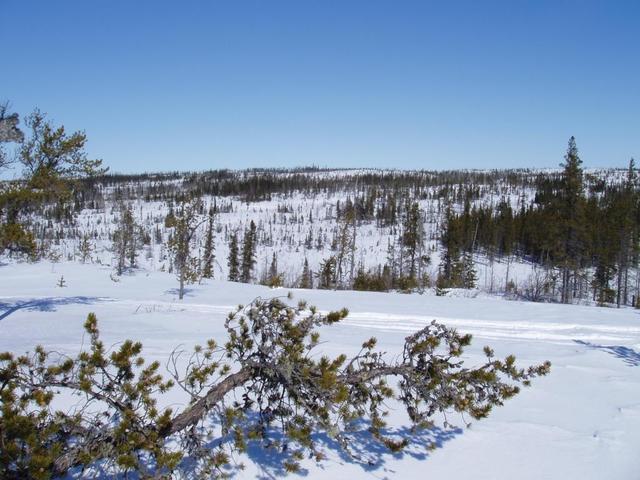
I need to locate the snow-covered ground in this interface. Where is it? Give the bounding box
[33,166,637,304]
[1,260,639,479]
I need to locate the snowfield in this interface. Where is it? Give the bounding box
[1,260,640,479]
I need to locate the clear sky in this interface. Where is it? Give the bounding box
[2,0,639,173]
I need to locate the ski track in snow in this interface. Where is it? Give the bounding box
[343,311,640,345]
[3,294,639,346]
[105,299,640,346]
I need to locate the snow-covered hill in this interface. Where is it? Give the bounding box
[26,166,636,302]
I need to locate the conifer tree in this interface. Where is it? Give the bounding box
[201,207,215,279]
[438,205,464,289]
[557,137,587,303]
[318,256,337,289]
[614,158,638,306]
[265,252,282,287]
[168,199,205,300]
[227,232,240,282]
[299,257,313,289]
[386,237,398,286]
[0,108,106,256]
[401,201,427,285]
[0,103,24,145]
[333,208,356,288]
[111,204,144,275]
[462,251,477,289]
[240,220,257,283]
[78,233,94,264]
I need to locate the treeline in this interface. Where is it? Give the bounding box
[442,138,639,306]
[73,167,554,206]
[3,109,638,308]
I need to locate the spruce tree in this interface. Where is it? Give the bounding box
[557,136,586,303]
[78,233,94,264]
[462,251,477,288]
[201,207,215,279]
[227,232,240,282]
[318,256,337,289]
[167,199,205,300]
[240,220,257,283]
[300,257,313,289]
[438,205,464,289]
[111,205,144,275]
[401,201,427,285]
[333,209,355,288]
[614,158,638,307]
[266,252,282,287]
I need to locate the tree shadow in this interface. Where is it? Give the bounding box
[309,420,462,472]
[0,296,106,322]
[188,415,462,480]
[64,413,463,479]
[574,340,640,367]
[163,288,196,298]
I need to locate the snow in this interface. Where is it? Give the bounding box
[1,260,639,479]
[33,166,637,302]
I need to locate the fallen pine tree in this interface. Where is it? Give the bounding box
[0,296,550,479]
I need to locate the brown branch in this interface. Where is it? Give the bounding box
[168,367,252,434]
[339,365,408,384]
[51,367,253,476]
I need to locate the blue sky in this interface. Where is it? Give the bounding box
[2,1,639,173]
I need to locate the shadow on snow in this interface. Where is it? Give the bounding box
[163,288,196,298]
[67,415,463,479]
[196,417,461,480]
[0,296,106,322]
[574,340,640,367]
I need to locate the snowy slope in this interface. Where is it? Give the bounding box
[1,260,639,479]
[23,166,636,306]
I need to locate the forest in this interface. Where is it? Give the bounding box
[2,111,637,308]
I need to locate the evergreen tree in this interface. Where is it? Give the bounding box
[265,252,282,287]
[78,233,94,264]
[154,225,163,245]
[438,205,464,289]
[240,220,257,283]
[462,251,477,289]
[318,256,337,289]
[401,201,427,284]
[557,137,587,303]
[168,199,205,300]
[111,204,144,275]
[333,209,356,288]
[227,232,240,282]
[201,207,215,279]
[299,257,313,289]
[614,158,638,306]
[0,108,106,256]
[385,237,398,286]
